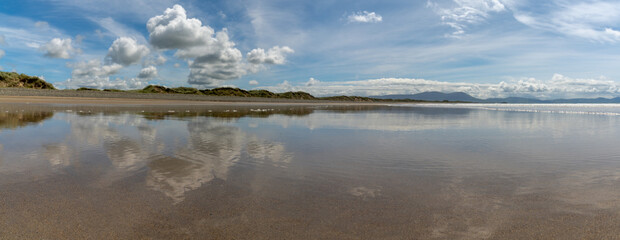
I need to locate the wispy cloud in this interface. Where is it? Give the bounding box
[429,0,505,36]
[92,17,148,44]
[347,11,383,23]
[34,21,49,28]
[510,1,620,42]
[259,74,620,99]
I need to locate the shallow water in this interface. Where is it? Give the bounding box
[1,103,620,239]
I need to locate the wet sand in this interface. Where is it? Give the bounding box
[2,102,620,239]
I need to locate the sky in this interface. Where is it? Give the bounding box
[1,0,620,99]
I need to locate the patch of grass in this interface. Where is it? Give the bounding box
[276,91,316,100]
[0,71,56,89]
[103,88,125,92]
[77,87,101,91]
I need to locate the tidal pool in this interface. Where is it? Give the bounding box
[1,103,620,239]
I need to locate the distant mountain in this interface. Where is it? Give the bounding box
[372,91,620,103]
[371,91,481,102]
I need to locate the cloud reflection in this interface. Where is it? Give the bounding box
[146,119,244,203]
[47,112,292,204]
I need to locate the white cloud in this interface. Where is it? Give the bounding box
[173,63,180,68]
[260,74,620,99]
[249,80,259,85]
[147,5,244,86]
[147,4,213,50]
[305,77,319,86]
[105,37,150,66]
[247,46,294,65]
[0,34,5,45]
[347,11,383,23]
[430,0,505,36]
[41,38,75,59]
[137,66,158,79]
[185,30,246,86]
[510,1,620,42]
[147,4,293,86]
[68,60,122,79]
[61,59,128,89]
[26,42,41,48]
[34,21,49,28]
[0,49,4,59]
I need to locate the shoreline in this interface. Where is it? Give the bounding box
[0,88,389,106]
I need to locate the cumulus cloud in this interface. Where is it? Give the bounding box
[42,38,75,59]
[147,5,246,86]
[147,4,293,86]
[147,4,213,50]
[137,66,158,79]
[429,0,505,36]
[347,11,383,23]
[249,80,259,85]
[106,37,150,66]
[305,77,320,86]
[259,74,620,99]
[247,46,294,65]
[60,59,149,90]
[64,59,122,87]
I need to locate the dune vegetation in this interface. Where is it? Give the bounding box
[1,71,456,102]
[0,71,56,89]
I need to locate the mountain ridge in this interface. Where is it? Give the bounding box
[371,92,620,103]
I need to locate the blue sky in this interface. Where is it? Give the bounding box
[1,0,620,99]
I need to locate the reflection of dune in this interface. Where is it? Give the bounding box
[0,111,54,130]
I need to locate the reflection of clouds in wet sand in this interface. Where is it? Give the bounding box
[146,119,243,204]
[431,176,507,239]
[53,114,293,204]
[348,186,381,200]
[517,169,620,212]
[45,144,72,168]
[247,136,291,168]
[265,109,618,137]
[105,138,150,171]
